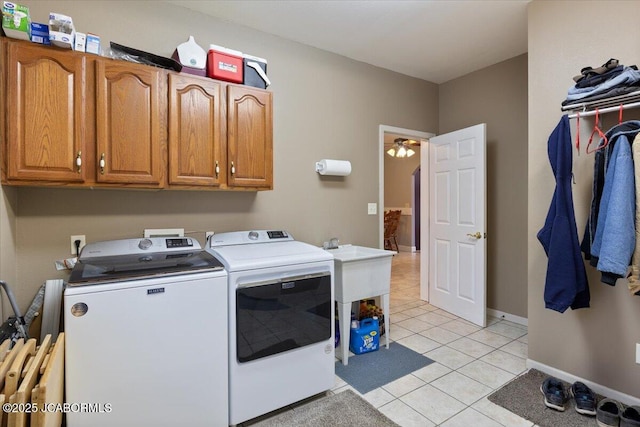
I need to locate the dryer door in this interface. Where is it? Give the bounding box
[235,272,331,362]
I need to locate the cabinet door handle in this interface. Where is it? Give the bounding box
[76,151,82,174]
[230,161,235,176]
[215,161,220,178]
[99,153,106,175]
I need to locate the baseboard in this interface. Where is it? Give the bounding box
[487,309,528,327]
[397,244,415,253]
[527,359,640,406]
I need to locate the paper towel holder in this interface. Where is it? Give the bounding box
[315,159,352,176]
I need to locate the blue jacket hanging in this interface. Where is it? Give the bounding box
[537,115,590,312]
[590,134,636,284]
[581,121,640,269]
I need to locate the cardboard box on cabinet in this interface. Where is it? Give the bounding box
[85,33,100,54]
[2,1,31,40]
[48,12,74,49]
[74,31,86,52]
[30,22,50,45]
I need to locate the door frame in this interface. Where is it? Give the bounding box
[378,125,434,301]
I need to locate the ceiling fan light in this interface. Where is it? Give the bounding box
[386,147,396,157]
[397,146,407,157]
[407,148,416,157]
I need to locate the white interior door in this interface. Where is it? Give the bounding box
[426,124,486,326]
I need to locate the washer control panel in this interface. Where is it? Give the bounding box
[166,238,194,248]
[80,237,198,258]
[138,238,153,250]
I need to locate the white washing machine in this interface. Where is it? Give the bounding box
[208,230,335,426]
[65,237,228,427]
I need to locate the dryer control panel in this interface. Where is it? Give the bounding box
[266,230,289,239]
[209,230,293,247]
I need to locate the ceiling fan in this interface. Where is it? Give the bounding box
[386,138,420,158]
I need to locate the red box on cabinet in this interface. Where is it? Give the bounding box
[207,44,243,83]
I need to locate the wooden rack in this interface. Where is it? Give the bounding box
[0,334,64,427]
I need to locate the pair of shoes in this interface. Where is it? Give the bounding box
[540,376,568,411]
[597,398,625,426]
[541,377,598,415]
[621,406,640,427]
[597,399,640,426]
[571,381,597,416]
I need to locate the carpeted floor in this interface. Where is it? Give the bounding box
[488,368,605,427]
[335,342,434,394]
[250,390,399,427]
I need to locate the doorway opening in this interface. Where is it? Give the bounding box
[378,125,434,302]
[379,124,488,326]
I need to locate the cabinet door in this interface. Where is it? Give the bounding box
[168,74,223,187]
[227,85,273,189]
[6,42,86,183]
[95,59,165,187]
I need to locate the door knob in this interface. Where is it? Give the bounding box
[466,232,482,239]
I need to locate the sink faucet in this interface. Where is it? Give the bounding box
[325,237,340,249]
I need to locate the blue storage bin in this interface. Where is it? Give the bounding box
[349,317,379,355]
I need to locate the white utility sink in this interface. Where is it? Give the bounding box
[329,245,396,302]
[328,245,395,365]
[329,244,395,263]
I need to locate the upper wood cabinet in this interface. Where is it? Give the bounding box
[227,85,273,189]
[168,73,223,187]
[168,74,273,190]
[4,41,87,183]
[1,39,273,191]
[95,59,165,187]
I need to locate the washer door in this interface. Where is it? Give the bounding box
[236,272,331,362]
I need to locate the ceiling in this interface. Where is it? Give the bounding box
[166,0,530,84]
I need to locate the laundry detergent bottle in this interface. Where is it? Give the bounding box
[349,317,379,355]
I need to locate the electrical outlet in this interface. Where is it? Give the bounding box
[636,343,640,365]
[70,235,86,255]
[368,203,377,215]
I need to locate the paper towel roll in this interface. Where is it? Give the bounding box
[315,159,352,176]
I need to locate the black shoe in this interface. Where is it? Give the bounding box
[540,376,568,411]
[621,406,640,427]
[597,398,624,427]
[570,381,597,416]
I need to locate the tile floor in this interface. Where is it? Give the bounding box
[244,252,536,427]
